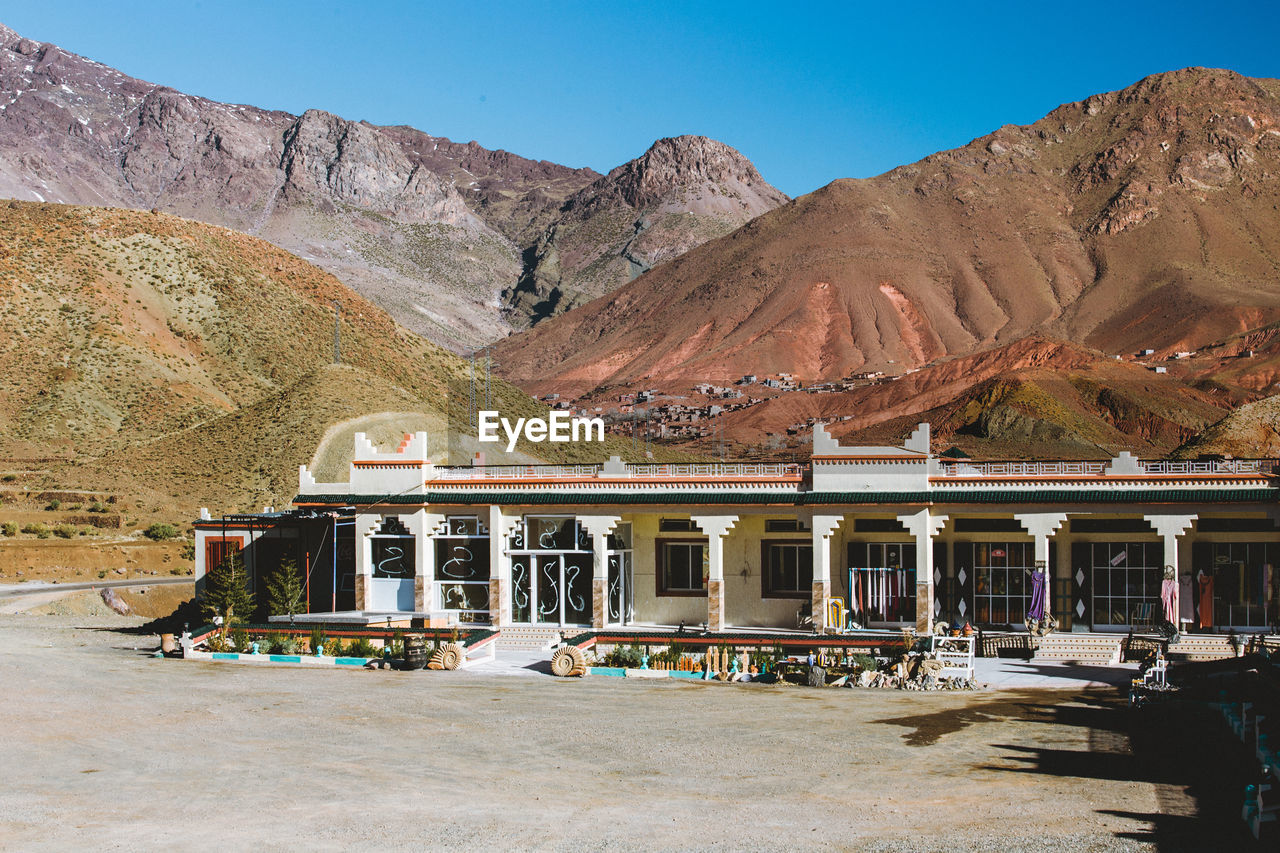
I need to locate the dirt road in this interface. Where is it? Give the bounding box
[0,613,1259,851]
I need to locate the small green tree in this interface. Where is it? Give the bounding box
[265,557,305,618]
[200,552,255,627]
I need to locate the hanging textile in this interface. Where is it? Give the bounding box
[1198,570,1214,630]
[1179,572,1194,623]
[851,568,896,622]
[1026,571,1047,621]
[1160,577,1178,625]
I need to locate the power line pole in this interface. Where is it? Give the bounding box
[468,352,477,429]
[484,347,494,411]
[331,301,341,365]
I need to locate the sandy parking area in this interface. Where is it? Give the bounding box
[0,613,1261,852]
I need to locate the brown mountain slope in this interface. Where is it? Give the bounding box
[0,202,656,518]
[0,23,529,349]
[493,68,1280,389]
[710,339,1231,457]
[1173,394,1280,458]
[503,136,788,325]
[0,24,785,351]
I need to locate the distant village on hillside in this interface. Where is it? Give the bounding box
[540,345,1255,455]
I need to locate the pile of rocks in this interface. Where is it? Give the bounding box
[820,653,977,691]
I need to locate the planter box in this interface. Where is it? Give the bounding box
[185,651,376,668]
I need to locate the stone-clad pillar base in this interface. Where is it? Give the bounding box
[707,580,724,632]
[488,577,509,627]
[812,580,831,632]
[592,578,607,629]
[354,574,367,611]
[915,581,931,634]
[414,575,426,612]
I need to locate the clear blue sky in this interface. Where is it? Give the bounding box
[7,2,1280,197]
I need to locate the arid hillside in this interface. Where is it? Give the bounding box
[494,68,1280,390]
[0,202,654,519]
[0,23,784,350]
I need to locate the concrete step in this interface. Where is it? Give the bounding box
[1168,634,1245,662]
[495,626,570,652]
[1034,634,1122,665]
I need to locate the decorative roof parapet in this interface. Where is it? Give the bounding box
[299,431,433,497]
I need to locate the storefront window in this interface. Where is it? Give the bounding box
[434,515,489,622]
[971,542,1032,627]
[1193,541,1279,629]
[657,540,707,595]
[1087,542,1160,627]
[371,517,414,579]
[848,542,916,623]
[762,542,812,598]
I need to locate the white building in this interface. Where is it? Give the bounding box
[195,424,1280,635]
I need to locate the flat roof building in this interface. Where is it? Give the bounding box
[195,424,1280,636]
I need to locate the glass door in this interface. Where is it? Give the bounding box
[510,554,532,623]
[510,516,594,626]
[607,523,634,626]
[535,555,562,624]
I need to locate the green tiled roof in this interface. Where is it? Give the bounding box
[916,488,1279,504]
[295,486,1276,509]
[296,491,800,506]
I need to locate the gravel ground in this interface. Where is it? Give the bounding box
[0,613,1262,852]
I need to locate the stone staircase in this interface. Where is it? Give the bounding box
[1033,633,1122,665]
[495,625,569,652]
[1167,633,1244,662]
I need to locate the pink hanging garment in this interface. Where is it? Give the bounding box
[1160,577,1177,624]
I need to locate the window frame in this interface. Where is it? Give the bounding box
[760,540,814,599]
[655,538,708,597]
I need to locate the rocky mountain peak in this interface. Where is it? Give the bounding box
[279,109,479,227]
[588,134,788,212]
[502,135,789,327]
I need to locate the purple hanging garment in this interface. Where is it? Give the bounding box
[1027,570,1047,621]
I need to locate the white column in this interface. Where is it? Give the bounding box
[897,509,948,633]
[354,513,379,611]
[810,515,843,631]
[691,515,738,631]
[1146,514,1196,631]
[488,506,519,627]
[418,512,445,616]
[579,515,622,628]
[1015,513,1068,626]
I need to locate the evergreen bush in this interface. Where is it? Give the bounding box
[265,558,305,618]
[199,552,254,626]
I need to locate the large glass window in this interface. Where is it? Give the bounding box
[1087,542,1161,627]
[762,542,813,598]
[657,540,707,595]
[434,516,489,622]
[1195,541,1279,629]
[970,542,1033,627]
[848,542,917,624]
[371,517,414,579]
